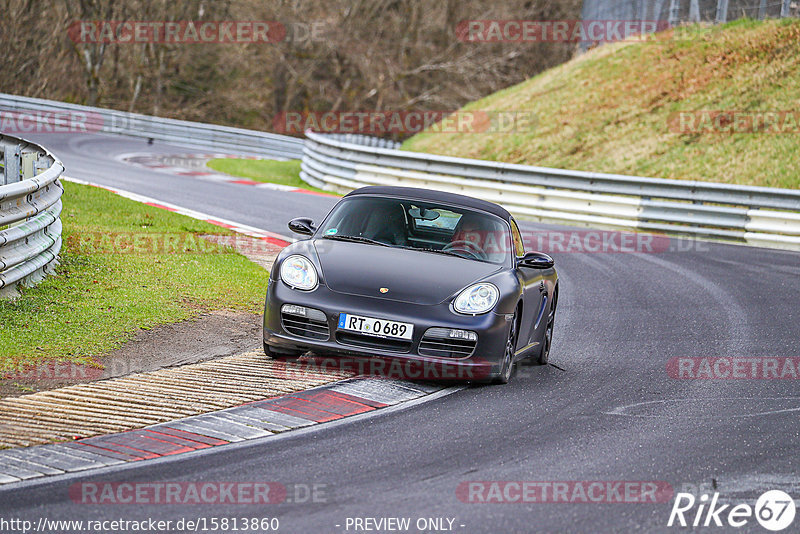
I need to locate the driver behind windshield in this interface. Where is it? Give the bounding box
[361,200,409,246]
[449,213,509,262]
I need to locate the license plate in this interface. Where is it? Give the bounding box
[338,313,414,340]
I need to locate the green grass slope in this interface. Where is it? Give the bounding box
[0,182,268,370]
[403,19,800,189]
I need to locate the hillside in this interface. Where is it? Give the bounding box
[403,19,800,189]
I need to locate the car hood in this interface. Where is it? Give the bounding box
[313,239,502,305]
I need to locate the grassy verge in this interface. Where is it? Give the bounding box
[403,19,800,189]
[206,158,333,194]
[0,181,269,371]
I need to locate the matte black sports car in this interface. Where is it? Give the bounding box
[263,186,558,383]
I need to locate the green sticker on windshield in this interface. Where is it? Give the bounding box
[325,228,338,235]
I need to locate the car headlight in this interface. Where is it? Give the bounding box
[454,283,499,315]
[280,255,318,291]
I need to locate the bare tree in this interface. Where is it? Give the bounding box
[2,0,582,136]
[62,0,133,105]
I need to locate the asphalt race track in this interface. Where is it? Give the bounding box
[31,133,337,232]
[2,132,799,532]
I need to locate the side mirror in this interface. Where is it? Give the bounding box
[288,217,316,236]
[519,251,554,269]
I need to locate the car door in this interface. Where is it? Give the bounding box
[511,219,547,351]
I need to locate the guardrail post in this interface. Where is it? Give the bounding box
[715,0,729,23]
[35,155,52,176]
[689,0,700,22]
[781,0,791,17]
[21,151,37,180]
[669,0,681,26]
[2,143,21,184]
[758,0,768,19]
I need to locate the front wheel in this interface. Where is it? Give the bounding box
[492,312,518,384]
[263,341,304,361]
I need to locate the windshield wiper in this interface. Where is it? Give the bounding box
[398,246,466,259]
[320,234,390,247]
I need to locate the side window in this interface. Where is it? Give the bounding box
[510,219,525,257]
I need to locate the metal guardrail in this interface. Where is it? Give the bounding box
[580,0,797,52]
[583,0,795,27]
[0,93,305,160]
[301,131,800,250]
[0,134,64,297]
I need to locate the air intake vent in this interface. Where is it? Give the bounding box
[335,332,412,353]
[280,305,330,341]
[418,328,477,358]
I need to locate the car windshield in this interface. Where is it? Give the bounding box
[318,196,511,264]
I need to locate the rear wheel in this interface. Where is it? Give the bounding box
[536,319,553,365]
[493,312,518,384]
[536,289,558,365]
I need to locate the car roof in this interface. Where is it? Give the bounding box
[344,186,512,221]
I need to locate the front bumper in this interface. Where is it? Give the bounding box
[263,279,511,381]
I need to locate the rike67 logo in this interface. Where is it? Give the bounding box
[668,490,796,531]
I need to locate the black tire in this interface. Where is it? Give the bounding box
[536,318,553,365]
[263,341,304,361]
[493,312,518,384]
[536,289,557,365]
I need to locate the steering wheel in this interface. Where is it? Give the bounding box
[443,240,486,260]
